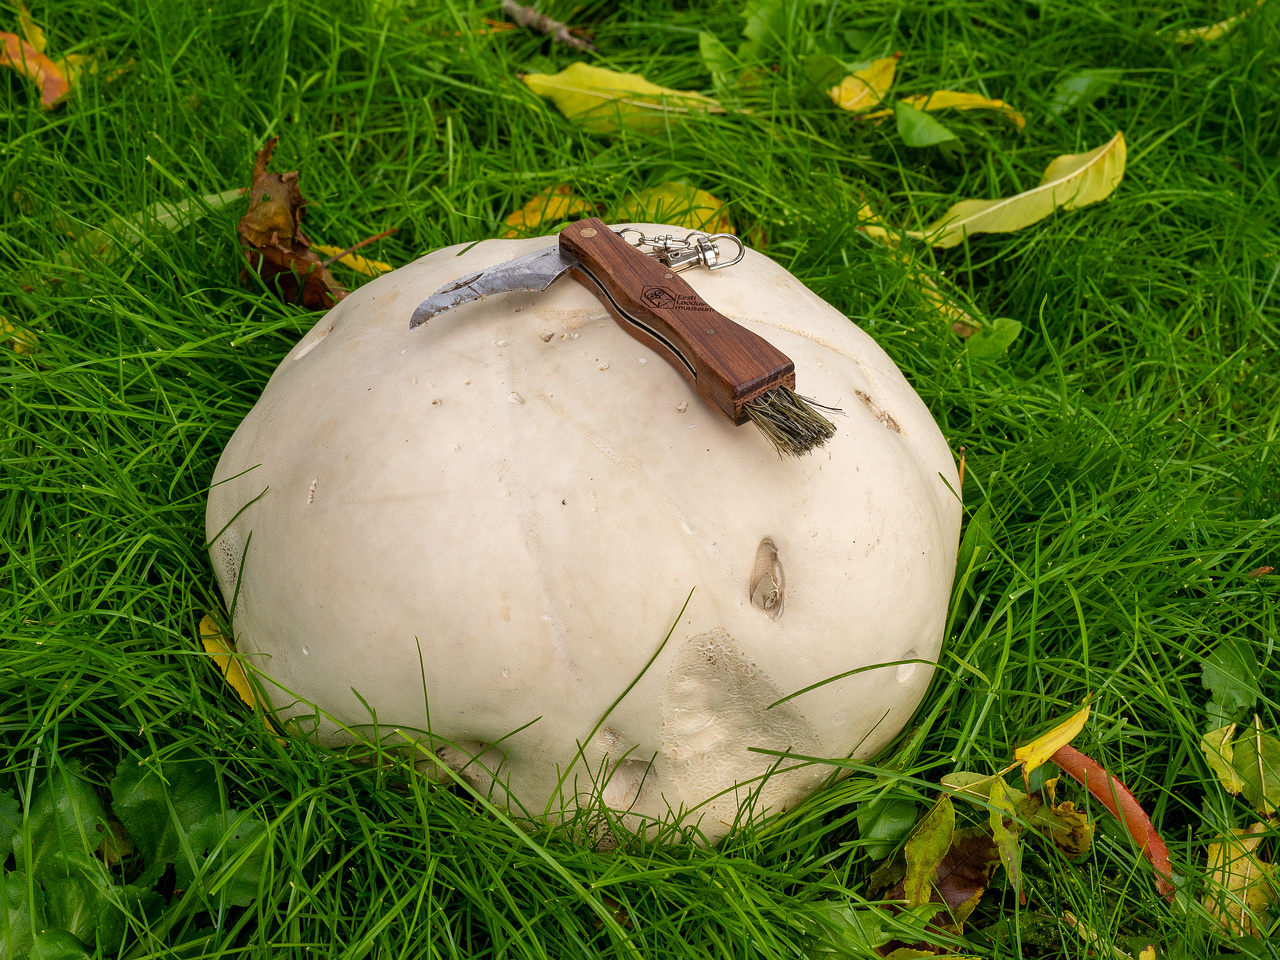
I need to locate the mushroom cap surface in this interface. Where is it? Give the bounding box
[206,225,961,840]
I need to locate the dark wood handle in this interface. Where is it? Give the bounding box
[558,218,794,424]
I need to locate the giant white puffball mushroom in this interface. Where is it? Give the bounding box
[206,223,961,841]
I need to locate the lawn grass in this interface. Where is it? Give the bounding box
[2,0,1278,956]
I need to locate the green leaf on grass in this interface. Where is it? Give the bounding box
[0,792,18,850]
[988,779,1023,900]
[895,100,957,147]
[26,930,91,960]
[1233,717,1280,816]
[856,798,919,860]
[1048,69,1121,115]
[1201,724,1245,794]
[738,0,785,60]
[967,317,1022,358]
[801,53,847,96]
[112,753,267,906]
[903,796,954,908]
[15,765,110,880]
[1202,638,1259,722]
[0,871,38,960]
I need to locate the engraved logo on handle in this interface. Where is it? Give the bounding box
[641,286,713,312]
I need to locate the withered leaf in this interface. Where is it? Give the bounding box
[903,797,954,908]
[1014,702,1090,777]
[988,779,1024,903]
[1204,822,1276,938]
[502,185,597,237]
[887,827,1001,930]
[238,137,345,310]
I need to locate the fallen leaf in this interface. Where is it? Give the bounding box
[895,101,958,148]
[903,797,955,908]
[199,615,257,711]
[312,243,394,276]
[1202,724,1246,794]
[855,198,980,334]
[889,826,1001,930]
[1202,637,1260,722]
[238,137,345,309]
[1204,822,1275,938]
[57,188,244,277]
[521,62,724,135]
[1014,702,1091,777]
[1137,946,1157,960]
[614,182,733,233]
[1172,0,1265,43]
[1051,743,1174,900]
[1048,69,1121,115]
[857,798,920,860]
[966,317,1022,358]
[907,131,1126,248]
[502,185,597,237]
[866,91,1025,130]
[1234,715,1280,816]
[738,0,785,61]
[828,56,898,113]
[1,316,37,353]
[1,30,70,107]
[0,4,107,109]
[988,779,1024,902]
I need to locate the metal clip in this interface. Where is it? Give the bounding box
[615,228,746,273]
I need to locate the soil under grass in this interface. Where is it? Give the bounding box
[2,0,1278,957]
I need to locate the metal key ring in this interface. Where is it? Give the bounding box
[704,233,745,270]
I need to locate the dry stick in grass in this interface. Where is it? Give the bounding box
[318,227,399,269]
[502,0,596,52]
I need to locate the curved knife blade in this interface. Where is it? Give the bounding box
[409,244,576,329]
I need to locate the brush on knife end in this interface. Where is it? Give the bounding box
[743,386,839,458]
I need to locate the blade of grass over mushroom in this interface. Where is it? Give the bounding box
[907,131,1126,248]
[521,62,724,134]
[1051,744,1174,900]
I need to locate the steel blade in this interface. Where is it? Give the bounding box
[409,244,576,329]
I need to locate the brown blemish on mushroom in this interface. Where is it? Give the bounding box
[749,538,785,620]
[854,389,902,433]
[293,324,332,360]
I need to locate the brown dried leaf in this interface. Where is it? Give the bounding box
[237,137,345,309]
[1,30,69,107]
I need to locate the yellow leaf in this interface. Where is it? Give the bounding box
[0,316,37,354]
[828,56,897,113]
[522,62,724,135]
[200,614,258,711]
[1014,702,1091,775]
[897,91,1025,131]
[1204,822,1276,938]
[857,197,980,334]
[312,243,394,276]
[1137,947,1157,960]
[17,3,45,53]
[908,131,1125,248]
[1173,0,1265,42]
[501,185,596,237]
[1202,723,1246,794]
[614,182,733,233]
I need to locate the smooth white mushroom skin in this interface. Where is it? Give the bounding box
[206,224,962,841]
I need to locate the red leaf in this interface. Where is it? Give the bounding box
[1051,744,1174,900]
[0,31,69,107]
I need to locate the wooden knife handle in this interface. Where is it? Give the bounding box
[558,217,794,424]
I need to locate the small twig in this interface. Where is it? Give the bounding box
[318,227,398,268]
[958,445,966,492]
[502,0,597,52]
